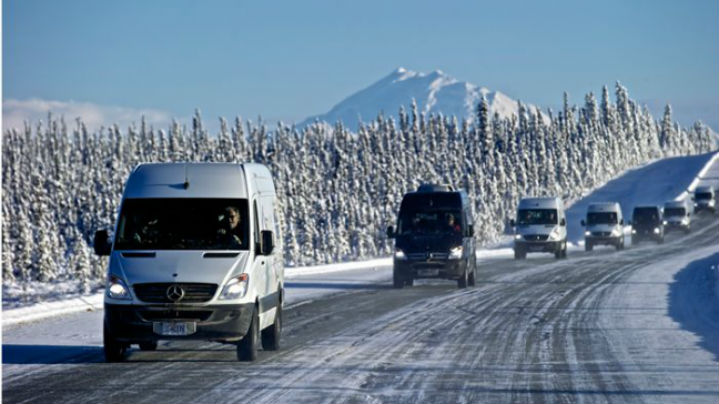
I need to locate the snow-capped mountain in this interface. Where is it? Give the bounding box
[299,67,545,130]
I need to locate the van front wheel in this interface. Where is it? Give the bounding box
[393,270,405,289]
[237,306,259,362]
[261,305,281,351]
[103,323,126,362]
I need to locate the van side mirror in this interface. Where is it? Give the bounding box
[580,219,585,226]
[620,219,624,225]
[386,226,395,238]
[94,230,112,256]
[560,218,566,226]
[260,230,274,255]
[509,219,515,227]
[468,225,474,237]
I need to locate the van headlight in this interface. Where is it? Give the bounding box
[107,275,131,300]
[548,228,561,241]
[584,231,591,237]
[449,246,463,259]
[219,274,249,300]
[653,227,660,234]
[394,249,407,260]
[631,229,637,234]
[662,220,668,225]
[611,228,622,236]
[514,234,523,240]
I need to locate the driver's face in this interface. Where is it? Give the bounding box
[225,210,240,229]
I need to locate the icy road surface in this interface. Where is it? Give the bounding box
[3,214,718,404]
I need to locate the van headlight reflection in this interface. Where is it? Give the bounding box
[220,273,249,300]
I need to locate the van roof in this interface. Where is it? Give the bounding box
[124,163,249,199]
[664,200,687,208]
[695,185,714,192]
[587,202,620,212]
[518,197,562,209]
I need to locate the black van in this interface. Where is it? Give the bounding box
[387,184,477,289]
[630,205,664,245]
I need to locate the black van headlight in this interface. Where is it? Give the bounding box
[219,274,249,300]
[394,249,407,260]
[107,275,131,300]
[449,246,463,259]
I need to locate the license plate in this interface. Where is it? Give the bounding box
[417,269,439,277]
[528,245,544,252]
[153,322,197,336]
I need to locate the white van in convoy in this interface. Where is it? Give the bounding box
[510,197,568,259]
[663,199,692,234]
[581,202,625,251]
[692,185,716,213]
[94,163,284,362]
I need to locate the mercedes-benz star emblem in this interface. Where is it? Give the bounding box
[166,285,185,302]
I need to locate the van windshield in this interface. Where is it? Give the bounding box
[517,209,557,225]
[114,198,250,250]
[695,192,712,200]
[632,208,660,224]
[664,207,685,217]
[397,193,462,235]
[587,211,617,225]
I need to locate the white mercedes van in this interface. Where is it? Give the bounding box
[94,163,284,362]
[581,202,625,251]
[510,197,568,259]
[663,199,692,234]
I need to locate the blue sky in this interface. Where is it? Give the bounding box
[3,0,718,131]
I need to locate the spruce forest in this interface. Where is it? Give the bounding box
[2,83,716,300]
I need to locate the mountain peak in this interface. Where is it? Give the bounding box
[299,68,544,130]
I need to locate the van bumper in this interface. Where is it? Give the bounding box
[585,235,621,246]
[104,303,254,343]
[394,259,467,280]
[514,241,561,253]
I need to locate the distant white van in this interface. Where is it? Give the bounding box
[663,199,692,234]
[580,202,624,251]
[94,163,283,362]
[510,197,567,259]
[693,185,716,213]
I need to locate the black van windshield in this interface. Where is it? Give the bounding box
[633,207,660,224]
[517,209,558,225]
[695,192,712,200]
[114,198,250,250]
[397,193,462,235]
[587,211,617,225]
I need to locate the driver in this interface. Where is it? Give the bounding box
[217,206,243,248]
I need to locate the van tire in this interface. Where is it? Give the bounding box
[585,241,593,252]
[514,249,526,260]
[562,244,568,258]
[468,261,477,287]
[393,271,405,289]
[237,306,259,362]
[261,305,281,351]
[139,342,158,351]
[457,269,468,289]
[103,323,126,362]
[405,277,414,287]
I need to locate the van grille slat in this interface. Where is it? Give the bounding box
[133,283,218,303]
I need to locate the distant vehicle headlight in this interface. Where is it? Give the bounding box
[631,229,637,234]
[394,249,407,260]
[219,273,249,300]
[107,275,131,300]
[662,220,668,225]
[653,227,660,234]
[449,246,463,259]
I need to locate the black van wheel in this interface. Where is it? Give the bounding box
[457,269,468,289]
[261,305,282,351]
[468,262,477,287]
[562,244,568,258]
[585,241,593,252]
[514,249,526,260]
[393,271,405,289]
[404,277,414,287]
[237,306,259,362]
[103,323,126,362]
[139,342,158,351]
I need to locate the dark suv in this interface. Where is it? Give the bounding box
[387,184,477,289]
[630,206,664,245]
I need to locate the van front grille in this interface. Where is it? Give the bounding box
[524,234,549,241]
[133,283,218,303]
